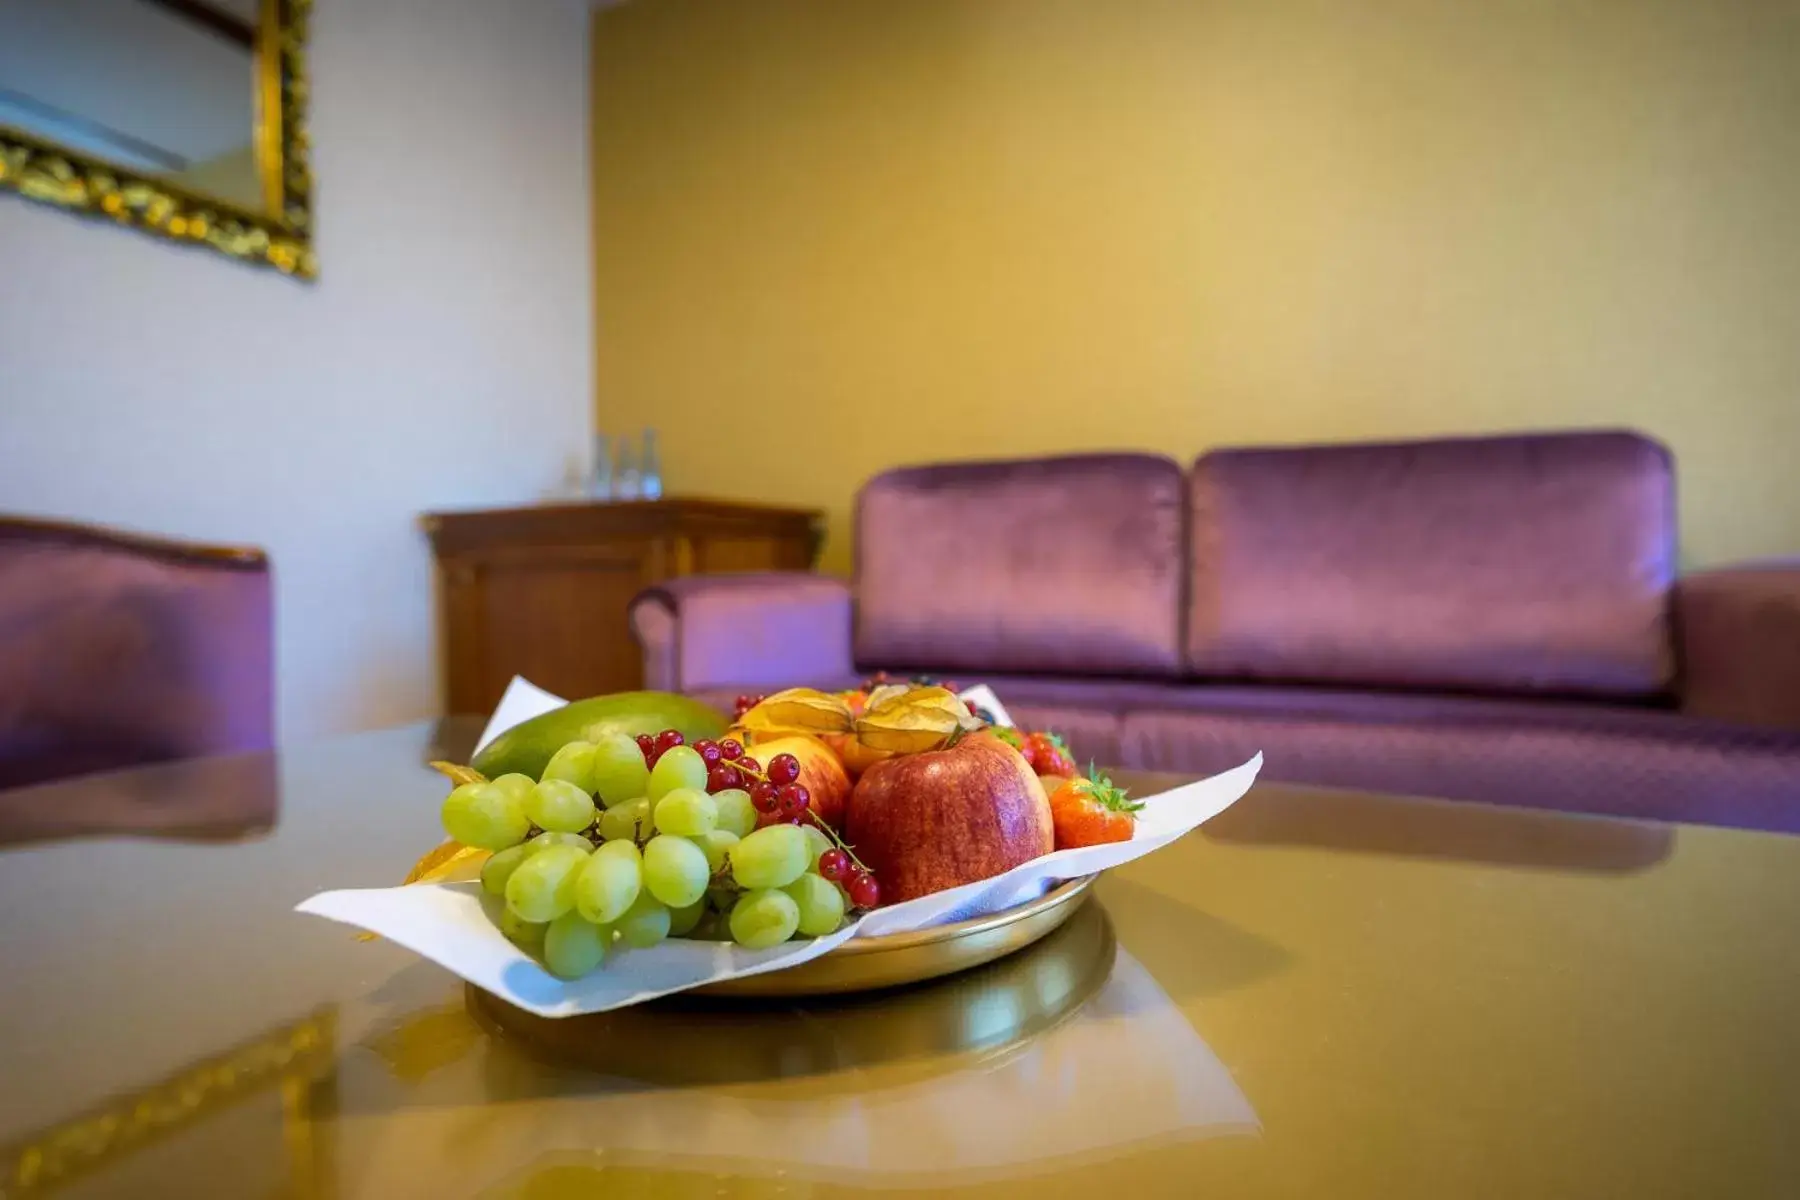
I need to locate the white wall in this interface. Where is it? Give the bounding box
[0,0,594,741]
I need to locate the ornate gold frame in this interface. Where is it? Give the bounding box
[0,0,317,279]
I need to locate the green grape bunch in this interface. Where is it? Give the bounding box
[436,727,881,980]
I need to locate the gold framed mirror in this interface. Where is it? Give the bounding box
[0,0,315,279]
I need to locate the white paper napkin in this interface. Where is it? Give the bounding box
[298,677,1261,1017]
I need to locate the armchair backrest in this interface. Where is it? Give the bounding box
[0,516,274,790]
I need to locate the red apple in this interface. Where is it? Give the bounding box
[844,732,1052,903]
[744,734,852,828]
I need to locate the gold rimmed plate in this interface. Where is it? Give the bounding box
[699,874,1098,997]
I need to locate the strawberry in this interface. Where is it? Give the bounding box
[1048,765,1143,849]
[1026,731,1077,777]
[991,726,1035,768]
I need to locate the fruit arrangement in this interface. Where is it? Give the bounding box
[426,683,1138,981]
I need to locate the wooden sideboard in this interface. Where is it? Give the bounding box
[422,498,823,715]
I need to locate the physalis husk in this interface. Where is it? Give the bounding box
[854,685,984,754]
[737,688,855,739]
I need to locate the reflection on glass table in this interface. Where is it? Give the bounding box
[348,901,1257,1195]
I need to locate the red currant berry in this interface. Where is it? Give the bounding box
[737,757,761,778]
[706,764,737,793]
[656,729,685,751]
[635,733,656,757]
[696,740,722,765]
[720,765,744,789]
[749,782,781,814]
[847,872,881,909]
[818,849,849,881]
[755,810,784,829]
[777,784,810,816]
[767,753,801,785]
[718,738,743,760]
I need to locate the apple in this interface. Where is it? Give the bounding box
[744,734,852,828]
[844,732,1052,903]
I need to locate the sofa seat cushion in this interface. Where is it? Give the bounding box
[1187,431,1677,699]
[1119,696,1800,833]
[958,674,1800,833]
[854,454,1186,678]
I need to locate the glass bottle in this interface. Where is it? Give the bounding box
[640,429,663,501]
[614,436,642,500]
[588,433,614,500]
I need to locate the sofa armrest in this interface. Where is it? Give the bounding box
[1676,561,1800,731]
[628,572,855,694]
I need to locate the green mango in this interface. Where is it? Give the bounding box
[472,691,730,781]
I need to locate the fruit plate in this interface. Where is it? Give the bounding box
[697,874,1096,997]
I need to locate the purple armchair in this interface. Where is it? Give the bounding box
[629,432,1800,832]
[0,517,274,791]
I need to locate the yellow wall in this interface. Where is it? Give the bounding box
[592,0,1800,575]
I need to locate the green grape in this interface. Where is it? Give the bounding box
[800,823,834,870]
[668,898,706,937]
[641,835,710,908]
[783,872,847,937]
[480,844,534,896]
[697,829,739,875]
[597,796,652,842]
[712,788,757,838]
[543,912,610,979]
[541,741,598,793]
[616,892,671,949]
[505,845,588,923]
[441,782,530,850]
[574,840,642,924]
[730,888,801,949]
[653,787,717,837]
[527,831,593,853]
[730,824,810,890]
[526,779,596,834]
[500,908,547,952]
[647,745,708,801]
[491,773,538,805]
[591,732,651,808]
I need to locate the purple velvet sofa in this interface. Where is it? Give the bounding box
[0,516,274,791]
[629,432,1800,832]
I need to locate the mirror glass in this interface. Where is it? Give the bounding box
[0,0,271,215]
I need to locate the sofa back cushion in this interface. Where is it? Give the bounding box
[855,453,1185,677]
[1187,430,1676,697]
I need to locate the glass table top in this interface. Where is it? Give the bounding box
[1,718,1797,1198]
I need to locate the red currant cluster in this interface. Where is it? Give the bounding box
[820,849,880,908]
[732,693,767,720]
[747,752,811,826]
[635,729,765,793]
[636,728,882,908]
